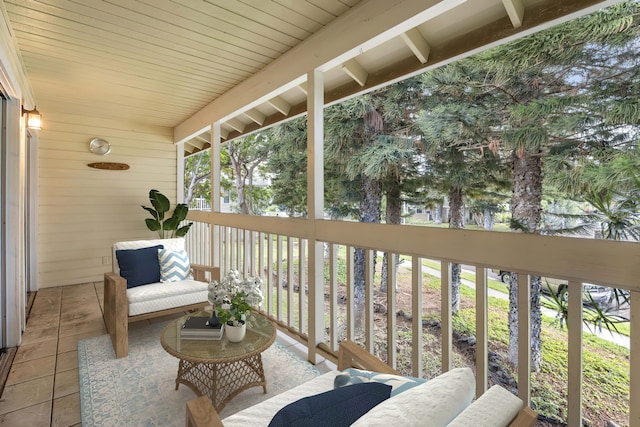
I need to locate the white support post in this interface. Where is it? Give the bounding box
[211,122,221,270]
[411,256,423,378]
[306,69,325,364]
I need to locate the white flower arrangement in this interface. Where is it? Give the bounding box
[207,270,264,326]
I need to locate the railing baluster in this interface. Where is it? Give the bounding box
[412,256,423,378]
[365,249,374,353]
[330,244,338,351]
[567,280,583,427]
[277,235,283,321]
[517,273,531,406]
[229,228,238,270]
[288,236,295,329]
[299,239,307,335]
[475,266,488,396]
[441,260,452,373]
[346,245,355,342]
[267,233,273,316]
[387,252,397,370]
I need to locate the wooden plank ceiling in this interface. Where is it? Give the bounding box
[2,0,621,156]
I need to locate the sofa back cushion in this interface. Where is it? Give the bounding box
[350,367,475,427]
[446,385,523,427]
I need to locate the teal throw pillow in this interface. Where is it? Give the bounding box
[333,368,427,397]
[158,249,192,282]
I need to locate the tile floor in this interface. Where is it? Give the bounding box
[0,282,334,427]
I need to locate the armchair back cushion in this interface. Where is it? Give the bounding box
[112,238,186,275]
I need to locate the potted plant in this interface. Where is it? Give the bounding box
[141,189,193,238]
[207,270,264,342]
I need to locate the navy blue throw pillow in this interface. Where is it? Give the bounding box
[115,245,164,288]
[268,382,391,427]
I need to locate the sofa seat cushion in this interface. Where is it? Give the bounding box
[351,367,475,427]
[221,371,339,426]
[446,385,523,427]
[126,279,208,316]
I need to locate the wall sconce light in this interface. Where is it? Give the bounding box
[22,106,42,130]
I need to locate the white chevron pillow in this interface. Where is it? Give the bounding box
[158,249,193,282]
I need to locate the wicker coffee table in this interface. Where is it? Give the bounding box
[160,311,276,411]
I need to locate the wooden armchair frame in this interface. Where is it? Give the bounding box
[185,340,538,427]
[104,264,219,358]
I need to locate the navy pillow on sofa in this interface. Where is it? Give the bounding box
[268,382,391,427]
[115,245,164,288]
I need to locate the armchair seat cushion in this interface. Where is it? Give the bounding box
[126,279,209,316]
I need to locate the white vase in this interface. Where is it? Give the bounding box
[226,323,246,342]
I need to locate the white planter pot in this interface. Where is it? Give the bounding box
[226,323,246,342]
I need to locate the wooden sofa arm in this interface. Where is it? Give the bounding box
[191,264,220,282]
[337,340,398,374]
[186,396,224,427]
[509,407,538,427]
[103,272,128,358]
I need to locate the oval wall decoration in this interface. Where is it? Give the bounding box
[87,162,130,170]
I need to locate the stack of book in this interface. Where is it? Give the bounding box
[180,315,224,340]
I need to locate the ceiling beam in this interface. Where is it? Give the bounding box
[218,127,230,140]
[297,82,308,96]
[267,96,292,115]
[225,118,246,132]
[244,109,266,125]
[189,139,206,150]
[341,59,368,86]
[401,28,431,64]
[502,0,525,28]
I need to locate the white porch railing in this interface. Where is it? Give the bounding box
[185,210,640,427]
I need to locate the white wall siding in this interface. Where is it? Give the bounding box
[37,113,176,287]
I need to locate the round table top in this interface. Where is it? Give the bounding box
[161,311,276,364]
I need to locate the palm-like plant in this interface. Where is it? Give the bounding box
[141,189,193,238]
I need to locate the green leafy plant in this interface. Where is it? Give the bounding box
[141,189,193,238]
[207,270,264,326]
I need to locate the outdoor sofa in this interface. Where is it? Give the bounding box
[103,237,219,358]
[185,340,538,427]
